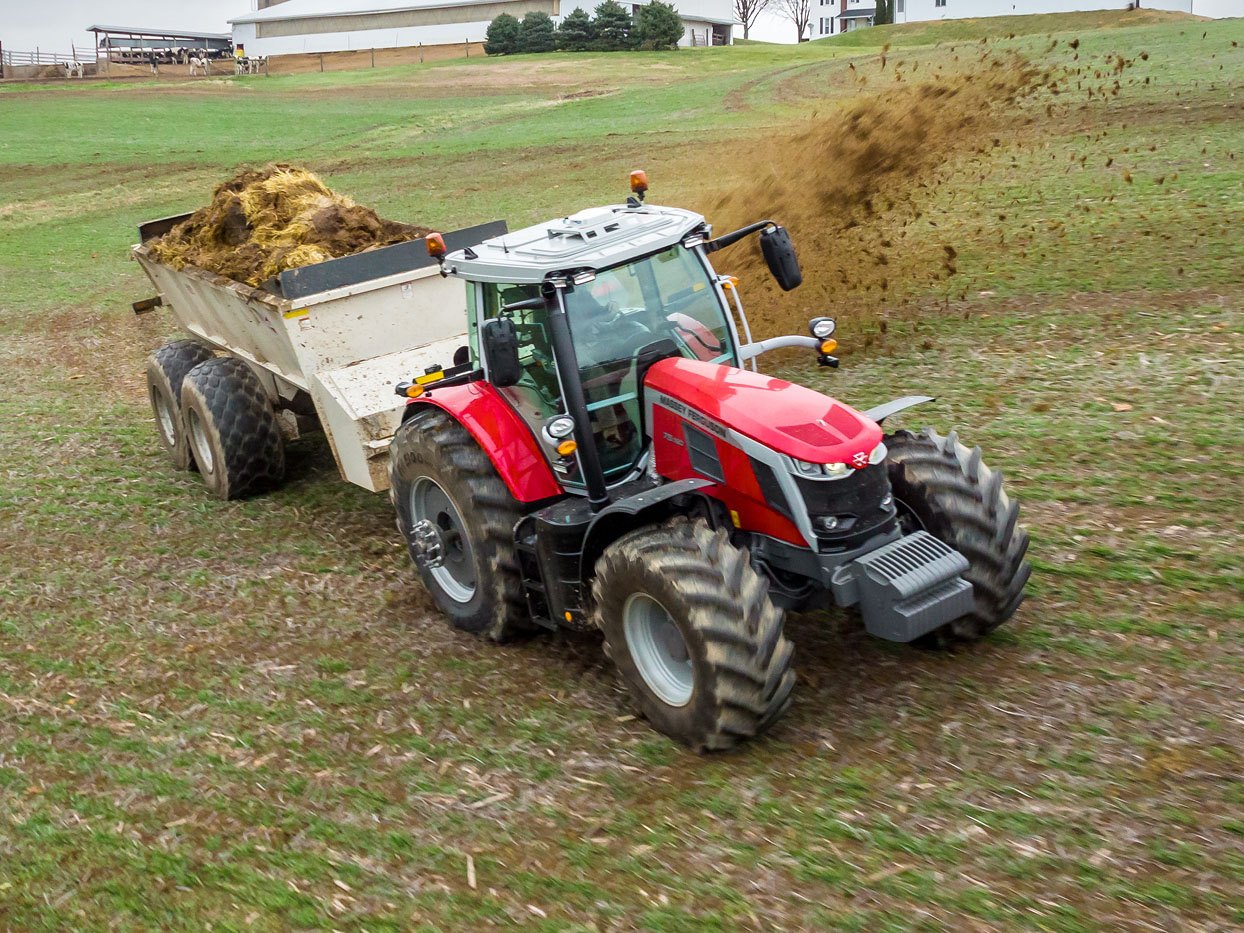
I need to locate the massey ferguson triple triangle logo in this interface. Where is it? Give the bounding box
[850,450,870,470]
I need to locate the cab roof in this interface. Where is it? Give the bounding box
[444,203,707,284]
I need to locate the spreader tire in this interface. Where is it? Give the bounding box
[390,407,531,642]
[593,520,795,752]
[180,357,285,500]
[147,339,215,471]
[885,427,1031,645]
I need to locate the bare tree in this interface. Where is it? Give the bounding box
[776,0,812,43]
[734,0,773,40]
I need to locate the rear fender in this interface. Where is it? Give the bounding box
[579,478,722,580]
[402,383,563,504]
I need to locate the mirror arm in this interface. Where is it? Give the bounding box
[703,219,774,253]
[738,335,819,361]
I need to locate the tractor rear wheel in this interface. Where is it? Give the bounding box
[147,339,215,471]
[390,408,531,642]
[180,357,285,500]
[885,427,1031,646]
[592,520,795,752]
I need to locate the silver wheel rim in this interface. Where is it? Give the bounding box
[153,386,177,447]
[623,593,693,707]
[410,477,476,603]
[187,408,214,475]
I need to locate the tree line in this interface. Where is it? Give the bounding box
[484,0,686,54]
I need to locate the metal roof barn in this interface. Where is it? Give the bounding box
[229,0,734,56]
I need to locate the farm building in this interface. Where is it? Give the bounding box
[230,0,734,56]
[88,25,233,62]
[812,0,1237,38]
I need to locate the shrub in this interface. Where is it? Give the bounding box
[484,13,521,55]
[635,1,684,50]
[593,0,637,50]
[556,7,596,51]
[519,11,558,53]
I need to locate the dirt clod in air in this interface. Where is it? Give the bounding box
[150,165,429,286]
[703,51,1050,341]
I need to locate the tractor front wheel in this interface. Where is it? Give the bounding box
[593,520,795,752]
[885,427,1031,646]
[390,407,531,642]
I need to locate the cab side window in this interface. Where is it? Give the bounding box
[480,283,560,425]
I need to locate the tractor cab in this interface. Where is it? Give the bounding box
[432,173,808,503]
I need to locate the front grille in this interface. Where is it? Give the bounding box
[795,465,898,551]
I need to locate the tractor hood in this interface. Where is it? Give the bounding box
[644,357,883,465]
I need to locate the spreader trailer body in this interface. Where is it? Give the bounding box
[133,214,504,496]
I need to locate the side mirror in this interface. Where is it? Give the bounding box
[481,317,522,388]
[760,225,802,292]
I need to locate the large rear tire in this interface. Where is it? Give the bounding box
[180,357,285,500]
[885,428,1031,646]
[390,407,531,642]
[592,520,795,752]
[147,340,215,471]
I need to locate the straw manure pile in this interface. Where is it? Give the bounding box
[150,165,430,287]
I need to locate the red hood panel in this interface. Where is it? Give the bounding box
[645,357,882,464]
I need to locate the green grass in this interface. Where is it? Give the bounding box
[1,11,1243,931]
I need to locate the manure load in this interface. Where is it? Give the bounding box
[134,166,504,495]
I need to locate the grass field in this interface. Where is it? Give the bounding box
[1,10,1242,930]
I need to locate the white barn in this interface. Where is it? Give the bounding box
[813,0,1237,38]
[230,0,734,56]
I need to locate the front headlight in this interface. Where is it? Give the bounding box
[793,458,823,476]
[794,458,851,477]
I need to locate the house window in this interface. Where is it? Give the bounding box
[934,0,945,6]
[897,0,905,10]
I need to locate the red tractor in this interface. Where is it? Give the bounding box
[390,173,1030,751]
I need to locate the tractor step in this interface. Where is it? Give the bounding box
[851,531,974,642]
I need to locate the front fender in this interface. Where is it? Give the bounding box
[863,395,935,425]
[579,477,720,580]
[403,383,563,503]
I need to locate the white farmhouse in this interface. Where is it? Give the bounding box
[230,0,734,57]
[813,0,1237,38]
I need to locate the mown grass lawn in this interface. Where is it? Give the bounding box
[1,10,1242,930]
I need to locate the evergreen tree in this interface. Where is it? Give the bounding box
[556,7,596,51]
[635,1,684,50]
[876,0,892,26]
[519,10,557,52]
[484,13,521,55]
[593,0,637,50]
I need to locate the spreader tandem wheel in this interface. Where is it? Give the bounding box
[146,339,216,471]
[179,356,285,500]
[884,428,1031,646]
[593,520,796,752]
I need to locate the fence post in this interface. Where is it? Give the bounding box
[319,53,324,72]
[371,47,375,67]
[419,42,424,63]
[465,38,469,57]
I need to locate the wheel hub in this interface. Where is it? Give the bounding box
[410,519,445,569]
[623,593,693,707]
[408,476,477,604]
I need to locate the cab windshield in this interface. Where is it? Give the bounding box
[480,245,735,485]
[565,246,734,479]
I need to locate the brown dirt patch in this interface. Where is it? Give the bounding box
[149,165,430,286]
